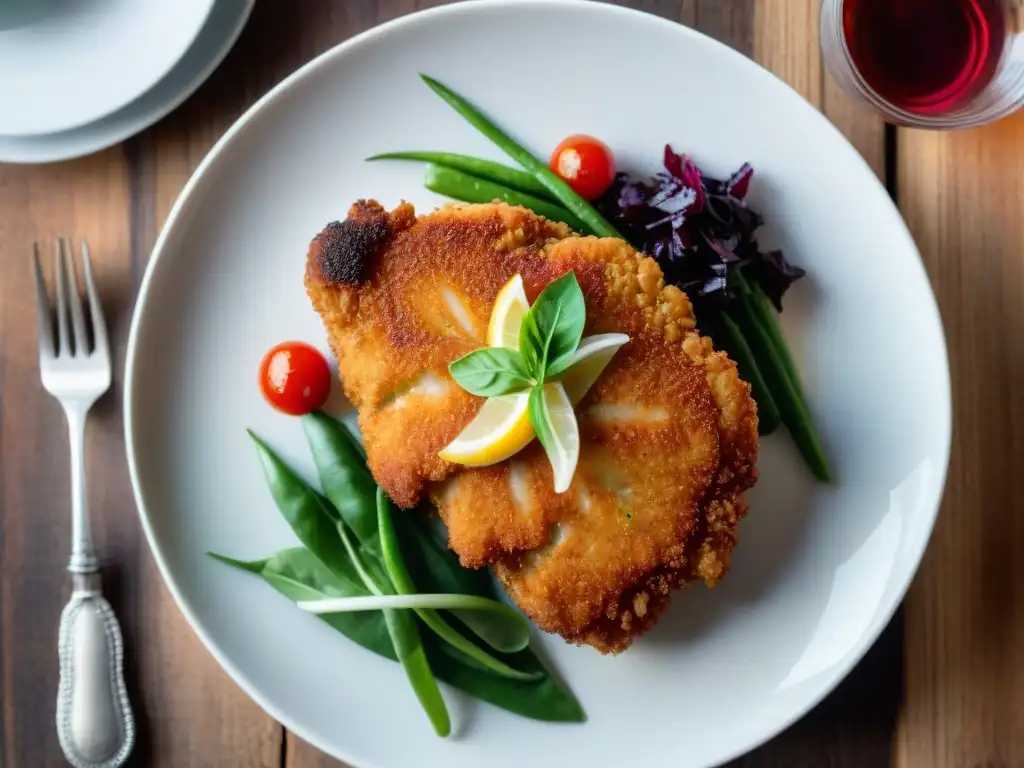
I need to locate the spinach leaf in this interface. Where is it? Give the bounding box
[247,429,362,586]
[211,547,584,723]
[302,412,381,557]
[207,553,268,574]
[428,642,586,724]
[212,547,397,662]
[393,510,496,598]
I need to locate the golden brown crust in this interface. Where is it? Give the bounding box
[304,200,759,654]
[305,200,570,507]
[489,236,758,652]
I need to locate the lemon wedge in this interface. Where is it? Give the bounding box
[437,392,534,466]
[556,333,631,404]
[531,382,579,493]
[487,274,530,349]
[442,274,622,488]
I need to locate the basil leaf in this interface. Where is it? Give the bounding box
[449,347,533,397]
[517,271,585,380]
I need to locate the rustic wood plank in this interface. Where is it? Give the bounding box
[754,0,884,180]
[895,113,1024,768]
[740,2,895,766]
[694,0,754,53]
[0,151,131,767]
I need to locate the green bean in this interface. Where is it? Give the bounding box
[424,163,590,234]
[714,312,782,435]
[381,603,451,736]
[392,512,526,653]
[376,488,539,681]
[732,273,832,481]
[369,151,558,201]
[226,430,585,725]
[749,280,805,398]
[420,75,623,239]
[336,511,451,736]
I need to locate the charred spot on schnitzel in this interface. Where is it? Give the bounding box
[304,200,759,654]
[313,200,392,285]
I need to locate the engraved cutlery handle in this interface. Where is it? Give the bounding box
[56,573,135,768]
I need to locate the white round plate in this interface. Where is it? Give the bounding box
[0,0,253,164]
[0,0,214,137]
[124,2,951,767]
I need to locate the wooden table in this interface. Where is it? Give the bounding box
[0,2,1019,766]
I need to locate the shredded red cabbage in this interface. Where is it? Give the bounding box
[593,145,805,313]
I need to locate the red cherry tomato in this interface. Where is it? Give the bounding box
[258,341,332,416]
[549,134,616,200]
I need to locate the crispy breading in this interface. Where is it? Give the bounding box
[306,200,571,507]
[305,200,759,654]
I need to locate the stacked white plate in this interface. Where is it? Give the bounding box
[0,0,254,163]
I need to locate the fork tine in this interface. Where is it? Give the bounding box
[80,239,108,357]
[32,242,55,360]
[53,239,70,357]
[61,238,89,356]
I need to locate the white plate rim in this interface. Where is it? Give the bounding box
[123,1,952,765]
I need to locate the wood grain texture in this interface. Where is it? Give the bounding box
[895,115,1024,768]
[754,0,884,179]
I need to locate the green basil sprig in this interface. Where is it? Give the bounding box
[447,271,627,490]
[448,271,588,397]
[517,272,585,379]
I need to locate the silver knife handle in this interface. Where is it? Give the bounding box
[56,573,135,768]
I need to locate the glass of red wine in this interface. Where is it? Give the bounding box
[821,0,1024,127]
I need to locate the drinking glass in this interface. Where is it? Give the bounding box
[821,0,1024,128]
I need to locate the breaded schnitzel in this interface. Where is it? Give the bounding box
[305,200,759,653]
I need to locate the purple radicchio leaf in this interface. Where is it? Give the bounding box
[725,162,754,201]
[752,249,807,311]
[589,145,806,312]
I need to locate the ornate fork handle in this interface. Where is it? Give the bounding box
[55,404,134,767]
[34,240,135,767]
[56,572,135,768]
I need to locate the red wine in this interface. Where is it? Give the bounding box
[842,0,1007,115]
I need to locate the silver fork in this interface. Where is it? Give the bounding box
[33,239,135,768]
